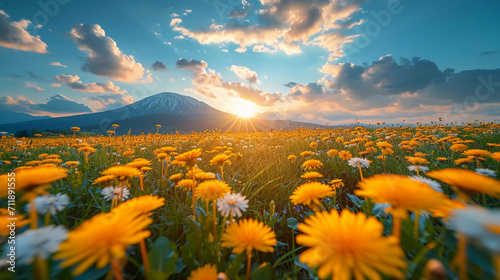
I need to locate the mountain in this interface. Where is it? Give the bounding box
[0,92,327,135]
[0,110,51,125]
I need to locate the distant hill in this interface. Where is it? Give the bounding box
[0,110,51,125]
[0,92,328,135]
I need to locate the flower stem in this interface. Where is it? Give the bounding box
[457,233,468,280]
[191,168,197,220]
[33,256,49,280]
[111,258,124,280]
[44,212,51,226]
[246,252,252,280]
[358,165,364,182]
[494,254,500,280]
[392,215,401,241]
[414,214,419,239]
[140,240,150,275]
[212,200,217,239]
[29,198,38,229]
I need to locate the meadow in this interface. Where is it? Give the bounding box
[1,123,500,280]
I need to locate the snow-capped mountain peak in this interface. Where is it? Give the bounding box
[125,92,220,116]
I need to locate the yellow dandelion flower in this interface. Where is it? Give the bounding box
[327,149,338,157]
[101,166,141,181]
[0,166,68,198]
[302,159,323,171]
[177,179,196,191]
[169,173,184,184]
[296,209,406,280]
[427,168,500,198]
[188,264,218,280]
[406,156,430,165]
[125,159,151,169]
[175,148,202,168]
[92,175,116,185]
[300,151,315,157]
[196,180,231,202]
[55,211,152,276]
[112,195,164,216]
[210,154,231,167]
[301,172,323,180]
[338,150,352,161]
[463,149,491,158]
[490,152,500,162]
[0,209,29,235]
[436,157,448,162]
[288,155,297,161]
[329,179,344,188]
[290,182,334,208]
[450,144,468,152]
[221,218,277,255]
[355,174,449,219]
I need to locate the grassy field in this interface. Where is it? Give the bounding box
[1,123,500,280]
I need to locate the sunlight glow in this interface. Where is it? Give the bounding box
[233,100,257,118]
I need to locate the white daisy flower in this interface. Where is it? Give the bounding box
[217,192,249,218]
[409,176,443,193]
[14,225,68,264]
[28,193,70,215]
[101,187,130,201]
[408,165,429,173]
[448,206,500,254]
[348,157,370,168]
[476,168,497,178]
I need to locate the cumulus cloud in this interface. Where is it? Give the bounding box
[151,61,167,71]
[309,32,357,60]
[230,65,258,83]
[37,95,92,113]
[24,81,43,91]
[170,0,365,56]
[69,24,148,83]
[0,95,92,115]
[85,94,135,111]
[177,58,281,106]
[278,55,500,124]
[0,10,48,53]
[49,62,67,67]
[55,75,127,94]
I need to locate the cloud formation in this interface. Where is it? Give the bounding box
[24,81,44,91]
[152,61,167,71]
[85,94,135,111]
[0,95,92,115]
[69,24,148,83]
[50,62,67,67]
[54,75,127,94]
[0,10,48,53]
[170,0,365,56]
[230,65,258,83]
[177,58,281,106]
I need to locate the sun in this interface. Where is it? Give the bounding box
[234,100,257,118]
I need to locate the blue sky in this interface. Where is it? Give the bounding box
[1,0,499,124]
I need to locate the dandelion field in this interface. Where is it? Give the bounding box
[1,123,500,280]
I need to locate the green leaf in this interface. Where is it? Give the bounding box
[225,253,244,279]
[148,237,182,280]
[286,217,299,231]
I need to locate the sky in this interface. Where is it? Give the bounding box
[0,0,499,125]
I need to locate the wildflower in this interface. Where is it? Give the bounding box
[175,148,202,169]
[30,193,70,215]
[302,159,323,171]
[188,264,218,280]
[436,157,448,162]
[309,142,317,148]
[329,179,344,188]
[408,165,429,173]
[347,157,370,168]
[287,155,297,161]
[196,180,231,202]
[427,168,500,199]
[101,165,141,181]
[221,218,276,254]
[15,225,68,264]
[454,156,474,166]
[169,173,184,184]
[406,156,430,165]
[296,209,406,280]
[300,151,315,157]
[450,144,468,152]
[290,182,335,210]
[217,192,249,218]
[177,179,196,191]
[338,150,352,161]
[210,154,231,167]
[101,187,130,201]
[301,171,323,180]
[409,176,443,193]
[55,211,152,276]
[93,175,116,186]
[327,149,338,157]
[112,195,164,216]
[476,168,497,177]
[463,149,491,158]
[490,152,500,162]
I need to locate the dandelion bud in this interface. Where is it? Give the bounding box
[423,259,447,280]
